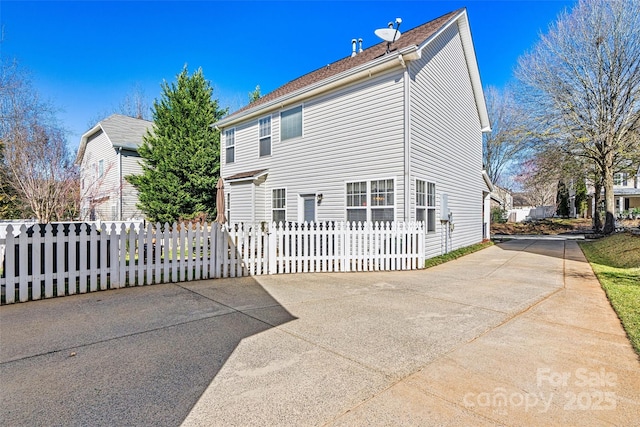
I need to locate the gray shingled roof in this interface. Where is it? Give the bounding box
[75,114,154,164]
[98,114,153,150]
[226,9,461,119]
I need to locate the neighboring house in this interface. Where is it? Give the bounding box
[216,8,492,258]
[490,185,513,211]
[612,166,640,215]
[586,165,640,218]
[75,114,153,221]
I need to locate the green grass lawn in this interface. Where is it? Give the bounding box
[579,233,640,355]
[424,240,494,268]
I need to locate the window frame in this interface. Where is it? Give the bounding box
[346,181,368,223]
[98,159,104,178]
[225,128,235,164]
[370,179,395,223]
[280,105,303,141]
[272,188,286,223]
[259,116,271,157]
[426,181,436,232]
[345,178,396,224]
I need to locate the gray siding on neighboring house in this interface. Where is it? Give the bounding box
[410,22,484,258]
[120,151,144,220]
[222,71,407,223]
[80,130,120,220]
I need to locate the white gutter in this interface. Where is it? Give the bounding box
[216,46,422,130]
[118,147,123,221]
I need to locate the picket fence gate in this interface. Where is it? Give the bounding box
[0,221,425,304]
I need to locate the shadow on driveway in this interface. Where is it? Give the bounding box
[0,277,296,426]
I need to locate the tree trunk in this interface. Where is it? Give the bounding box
[602,158,616,234]
[592,183,602,231]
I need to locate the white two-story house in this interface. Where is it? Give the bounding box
[75,114,152,221]
[613,167,640,216]
[217,8,492,258]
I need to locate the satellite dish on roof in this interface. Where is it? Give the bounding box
[375,18,402,53]
[374,28,400,43]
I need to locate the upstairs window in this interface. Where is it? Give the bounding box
[614,172,628,186]
[98,160,104,178]
[281,105,302,141]
[272,188,286,223]
[225,129,235,163]
[259,116,271,157]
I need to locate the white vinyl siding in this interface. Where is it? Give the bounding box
[80,130,118,221]
[280,105,302,141]
[410,22,484,257]
[120,151,143,219]
[259,116,271,157]
[221,71,405,224]
[225,129,235,163]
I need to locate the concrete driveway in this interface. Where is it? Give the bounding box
[1,239,638,426]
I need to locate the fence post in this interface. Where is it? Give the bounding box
[4,225,15,303]
[109,223,119,289]
[268,222,276,274]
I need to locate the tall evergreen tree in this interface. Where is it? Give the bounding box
[127,67,227,224]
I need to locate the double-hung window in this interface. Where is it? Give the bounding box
[614,172,628,186]
[272,188,286,223]
[346,179,395,223]
[225,129,235,163]
[259,116,271,156]
[370,179,394,223]
[346,182,367,223]
[280,105,302,141]
[98,159,104,178]
[417,180,436,232]
[416,180,426,222]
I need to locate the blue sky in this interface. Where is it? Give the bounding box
[2,0,576,149]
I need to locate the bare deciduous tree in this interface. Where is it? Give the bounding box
[86,83,151,127]
[516,0,640,233]
[0,58,78,222]
[483,86,531,186]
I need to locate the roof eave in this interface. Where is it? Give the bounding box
[216,45,420,129]
[483,170,495,193]
[75,123,104,165]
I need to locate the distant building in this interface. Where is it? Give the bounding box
[75,114,152,221]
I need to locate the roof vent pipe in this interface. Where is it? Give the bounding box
[358,38,363,53]
[351,39,357,57]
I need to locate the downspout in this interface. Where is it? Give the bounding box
[401,55,411,222]
[251,179,256,223]
[118,147,123,221]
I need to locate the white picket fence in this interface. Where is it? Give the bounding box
[1,221,425,304]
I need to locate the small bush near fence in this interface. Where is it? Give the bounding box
[424,240,494,268]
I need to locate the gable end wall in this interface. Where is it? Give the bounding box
[410,22,485,258]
